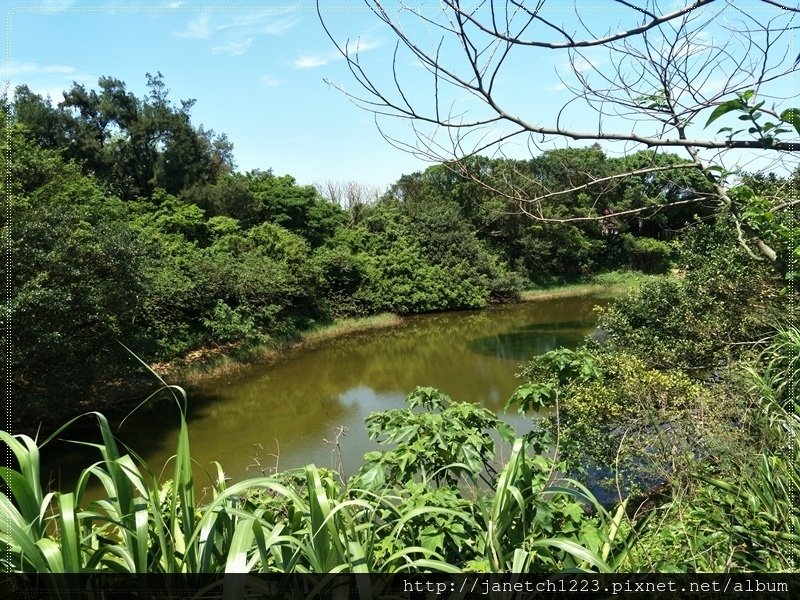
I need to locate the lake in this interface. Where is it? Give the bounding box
[45,295,605,490]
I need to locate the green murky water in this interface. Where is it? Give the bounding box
[47,296,604,489]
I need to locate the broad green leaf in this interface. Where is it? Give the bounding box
[705,100,743,128]
[779,108,800,135]
[225,519,256,573]
[56,492,81,573]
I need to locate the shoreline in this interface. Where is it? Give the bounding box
[153,312,406,388]
[11,272,653,434]
[520,271,656,302]
[165,271,653,388]
[519,282,633,302]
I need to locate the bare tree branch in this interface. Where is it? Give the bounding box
[443,0,719,49]
[318,0,799,262]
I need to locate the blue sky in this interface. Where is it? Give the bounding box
[4,1,797,189]
[5,1,437,188]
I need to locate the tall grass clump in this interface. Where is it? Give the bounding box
[1,383,206,574]
[747,322,800,435]
[2,385,631,575]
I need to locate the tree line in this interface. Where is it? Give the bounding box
[2,74,791,427]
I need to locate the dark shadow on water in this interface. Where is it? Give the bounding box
[467,329,590,361]
[518,319,596,331]
[39,388,230,494]
[580,464,666,509]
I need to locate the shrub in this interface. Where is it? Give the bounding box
[623,234,672,274]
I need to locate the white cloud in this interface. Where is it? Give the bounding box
[294,36,383,69]
[217,13,299,35]
[176,11,298,42]
[571,55,601,73]
[261,16,299,35]
[260,74,282,87]
[554,49,606,77]
[8,62,95,98]
[8,82,69,103]
[174,13,212,39]
[11,62,76,76]
[174,11,299,56]
[294,53,331,69]
[212,38,253,56]
[343,38,382,55]
[33,86,68,103]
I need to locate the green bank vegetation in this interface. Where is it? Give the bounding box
[2,306,797,573]
[5,75,700,428]
[2,72,798,575]
[519,271,659,301]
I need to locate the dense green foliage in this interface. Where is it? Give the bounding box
[12,73,234,199]
[5,76,703,426]
[385,149,716,283]
[506,220,798,571]
[597,223,781,371]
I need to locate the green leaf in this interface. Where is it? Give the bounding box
[225,519,256,573]
[779,108,800,135]
[529,538,612,572]
[56,492,81,573]
[705,100,743,128]
[562,502,585,522]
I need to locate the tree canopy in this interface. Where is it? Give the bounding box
[12,72,234,200]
